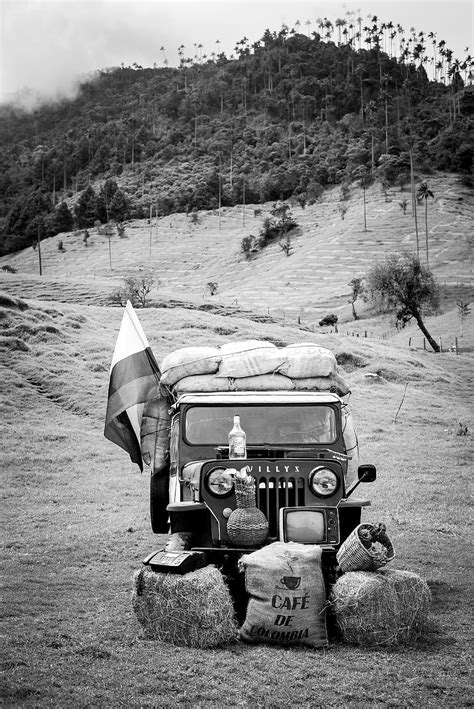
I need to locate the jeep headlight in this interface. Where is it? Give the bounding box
[206,467,234,496]
[309,467,339,497]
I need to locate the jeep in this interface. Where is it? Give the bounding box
[148,390,375,614]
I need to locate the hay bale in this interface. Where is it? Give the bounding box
[132,565,238,648]
[330,569,431,646]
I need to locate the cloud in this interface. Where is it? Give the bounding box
[1,0,472,107]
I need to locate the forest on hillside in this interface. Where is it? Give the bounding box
[0,17,472,256]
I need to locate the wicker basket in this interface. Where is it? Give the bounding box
[227,477,269,547]
[337,524,395,573]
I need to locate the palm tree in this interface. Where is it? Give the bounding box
[417,181,434,268]
[335,18,346,45]
[324,19,334,42]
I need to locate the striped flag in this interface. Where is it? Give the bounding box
[104,301,161,470]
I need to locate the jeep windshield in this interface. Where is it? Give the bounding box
[184,405,337,445]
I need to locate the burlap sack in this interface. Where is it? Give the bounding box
[217,341,286,379]
[291,372,350,396]
[279,344,337,379]
[140,396,171,472]
[160,346,221,387]
[233,374,294,391]
[239,542,328,648]
[172,374,233,394]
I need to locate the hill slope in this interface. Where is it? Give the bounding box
[1,175,472,329]
[1,280,473,707]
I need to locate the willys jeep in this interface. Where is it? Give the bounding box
[146,390,376,615]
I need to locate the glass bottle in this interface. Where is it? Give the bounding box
[228,414,247,459]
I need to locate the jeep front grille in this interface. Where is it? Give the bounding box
[255,476,306,538]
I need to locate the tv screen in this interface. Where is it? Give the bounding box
[279,507,339,545]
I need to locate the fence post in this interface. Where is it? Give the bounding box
[409,337,412,347]
[364,331,367,338]
[439,337,442,352]
[455,337,459,355]
[423,338,426,350]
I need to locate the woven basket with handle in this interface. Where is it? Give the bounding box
[336,523,395,573]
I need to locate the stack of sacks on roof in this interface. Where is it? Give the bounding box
[158,341,358,480]
[159,341,350,397]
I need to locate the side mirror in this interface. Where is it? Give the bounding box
[358,464,377,483]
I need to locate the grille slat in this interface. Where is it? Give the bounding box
[257,476,306,537]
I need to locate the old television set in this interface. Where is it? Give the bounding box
[279,506,339,546]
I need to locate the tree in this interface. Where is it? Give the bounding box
[456,300,471,337]
[258,202,298,248]
[416,180,434,268]
[367,252,440,352]
[123,274,155,307]
[399,197,408,215]
[279,235,293,256]
[75,185,97,228]
[348,277,364,320]
[50,201,74,235]
[109,188,130,222]
[352,166,371,231]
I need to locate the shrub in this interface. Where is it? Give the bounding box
[258,203,298,248]
[118,274,156,307]
[319,314,338,327]
[241,235,259,259]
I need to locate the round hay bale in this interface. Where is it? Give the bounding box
[132,565,238,648]
[330,569,431,646]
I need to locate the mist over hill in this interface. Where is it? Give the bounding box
[0,21,472,257]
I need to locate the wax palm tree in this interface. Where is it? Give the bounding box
[417,181,434,268]
[335,18,346,45]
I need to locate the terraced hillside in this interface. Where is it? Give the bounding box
[1,175,472,324]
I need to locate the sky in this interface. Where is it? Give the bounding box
[0,0,472,106]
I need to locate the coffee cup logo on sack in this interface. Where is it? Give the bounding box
[280,576,301,590]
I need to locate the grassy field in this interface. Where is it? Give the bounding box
[1,281,472,708]
[1,177,473,707]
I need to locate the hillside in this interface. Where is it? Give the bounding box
[1,274,473,706]
[1,24,472,257]
[1,174,472,342]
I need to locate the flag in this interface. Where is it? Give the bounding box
[104,301,161,470]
